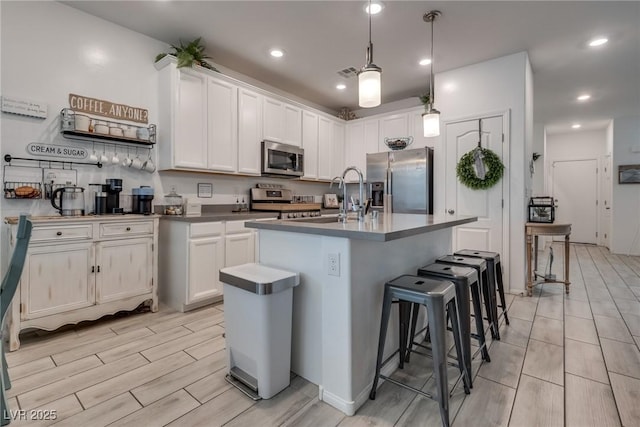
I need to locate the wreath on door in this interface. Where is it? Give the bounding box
[456,119,504,190]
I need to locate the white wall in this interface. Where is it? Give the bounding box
[532,123,545,195]
[611,115,640,255]
[545,129,607,173]
[434,52,531,293]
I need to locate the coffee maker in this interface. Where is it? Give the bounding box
[132,186,154,215]
[105,178,123,214]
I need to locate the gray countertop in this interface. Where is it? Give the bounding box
[159,211,280,223]
[245,214,478,242]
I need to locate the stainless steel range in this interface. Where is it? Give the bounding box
[250,183,321,219]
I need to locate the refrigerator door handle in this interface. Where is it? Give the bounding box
[386,167,393,212]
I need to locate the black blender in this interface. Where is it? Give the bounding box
[105,178,123,214]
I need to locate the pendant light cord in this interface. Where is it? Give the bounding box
[429,13,435,108]
[367,0,373,64]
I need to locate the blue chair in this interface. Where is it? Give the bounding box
[1,215,32,425]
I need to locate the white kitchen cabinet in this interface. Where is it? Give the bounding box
[174,68,209,169]
[283,104,303,146]
[263,97,302,147]
[159,220,225,311]
[345,119,379,182]
[263,96,284,143]
[302,111,319,179]
[238,87,263,175]
[7,217,158,351]
[318,116,333,180]
[332,121,345,178]
[188,235,225,303]
[207,77,238,172]
[379,113,409,152]
[224,220,255,268]
[21,242,95,320]
[95,237,153,304]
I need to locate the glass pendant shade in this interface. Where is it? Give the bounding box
[423,110,440,137]
[358,65,382,108]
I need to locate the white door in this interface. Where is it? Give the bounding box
[318,116,333,180]
[283,103,302,147]
[552,159,598,244]
[263,96,284,142]
[302,111,319,179]
[379,113,409,152]
[225,233,255,267]
[332,121,345,178]
[445,116,504,254]
[601,155,612,247]
[96,238,153,303]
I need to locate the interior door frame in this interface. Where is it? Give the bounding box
[550,157,599,244]
[442,109,511,291]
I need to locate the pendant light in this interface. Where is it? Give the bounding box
[358,0,382,108]
[423,11,441,137]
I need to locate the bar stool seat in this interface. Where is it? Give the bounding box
[417,263,491,380]
[436,255,500,340]
[454,249,510,326]
[370,275,468,427]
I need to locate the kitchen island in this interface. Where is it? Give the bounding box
[245,213,476,415]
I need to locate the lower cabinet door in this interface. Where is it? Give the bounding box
[21,242,95,320]
[95,238,153,303]
[224,232,255,267]
[188,235,225,303]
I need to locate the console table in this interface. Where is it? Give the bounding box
[525,222,572,297]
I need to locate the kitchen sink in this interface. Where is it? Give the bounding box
[288,216,339,224]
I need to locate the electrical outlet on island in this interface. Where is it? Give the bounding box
[327,253,340,276]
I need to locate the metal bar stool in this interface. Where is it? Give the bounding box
[370,275,469,427]
[455,249,510,326]
[436,255,500,340]
[416,263,491,383]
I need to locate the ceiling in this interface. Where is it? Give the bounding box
[63,1,640,134]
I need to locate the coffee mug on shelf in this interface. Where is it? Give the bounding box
[136,127,149,141]
[74,114,90,132]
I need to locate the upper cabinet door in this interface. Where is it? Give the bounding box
[263,96,285,143]
[302,111,319,179]
[175,69,208,169]
[332,121,345,178]
[379,113,409,152]
[207,77,238,172]
[318,117,333,180]
[238,88,263,175]
[283,104,303,147]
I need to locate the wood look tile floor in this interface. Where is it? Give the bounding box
[5,244,640,426]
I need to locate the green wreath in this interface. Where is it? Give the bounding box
[456,147,504,190]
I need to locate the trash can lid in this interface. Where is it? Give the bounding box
[219,263,300,295]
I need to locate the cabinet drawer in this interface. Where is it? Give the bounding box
[100,221,154,238]
[31,224,93,243]
[224,220,251,235]
[190,222,224,238]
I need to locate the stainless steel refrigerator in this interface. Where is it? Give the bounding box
[366,147,434,214]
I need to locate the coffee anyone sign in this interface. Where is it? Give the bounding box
[69,94,148,124]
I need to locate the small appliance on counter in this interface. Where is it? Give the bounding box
[51,184,85,216]
[132,186,154,215]
[183,198,202,217]
[164,187,183,215]
[105,178,123,214]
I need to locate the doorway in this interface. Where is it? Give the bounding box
[552,159,598,244]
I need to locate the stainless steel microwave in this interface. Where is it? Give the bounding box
[261,140,304,178]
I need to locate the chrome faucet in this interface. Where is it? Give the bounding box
[330,176,348,223]
[341,166,365,222]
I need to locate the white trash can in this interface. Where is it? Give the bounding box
[219,263,299,400]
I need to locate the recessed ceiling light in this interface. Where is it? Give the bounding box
[572,124,581,129]
[365,1,384,14]
[577,94,591,101]
[270,49,284,58]
[589,37,608,47]
[419,58,432,66]
[336,84,346,90]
